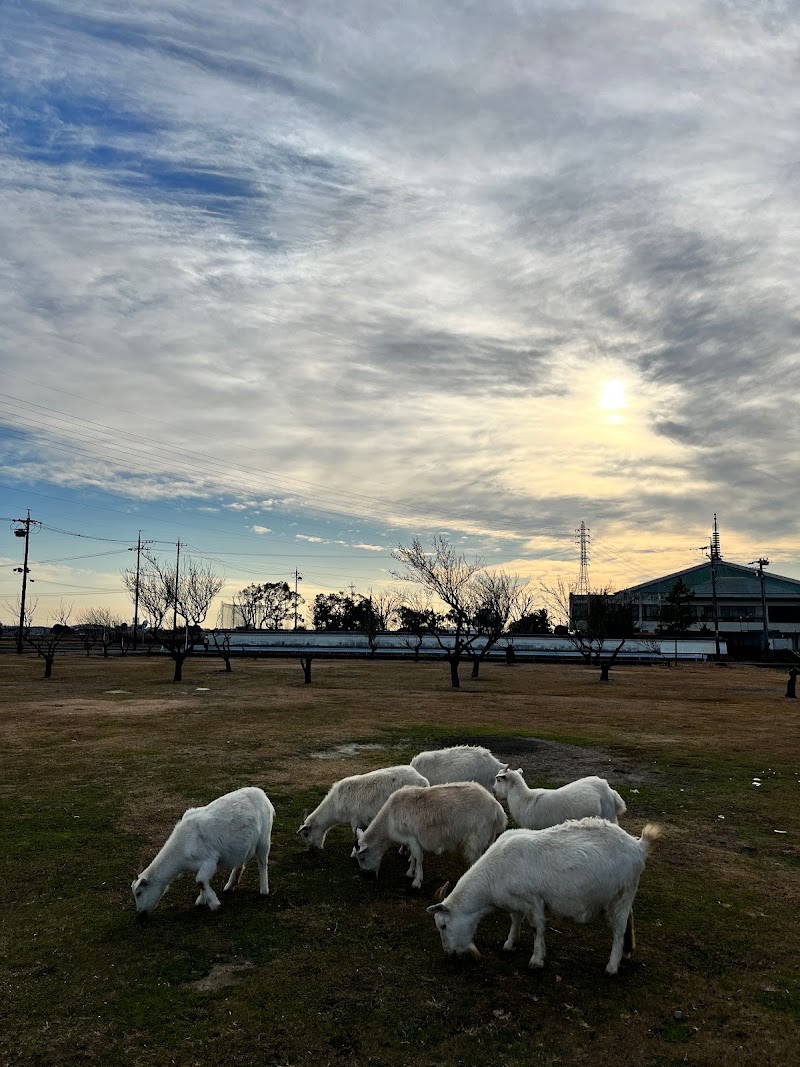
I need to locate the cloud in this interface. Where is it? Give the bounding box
[1,1,799,587]
[296,534,325,543]
[352,543,384,552]
[250,525,272,535]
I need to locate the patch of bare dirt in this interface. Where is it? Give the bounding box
[189,958,254,992]
[310,742,394,760]
[421,734,658,786]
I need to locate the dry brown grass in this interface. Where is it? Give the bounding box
[1,653,798,1067]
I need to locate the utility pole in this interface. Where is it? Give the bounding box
[173,541,182,633]
[128,531,154,651]
[750,557,770,655]
[12,510,41,654]
[293,569,302,630]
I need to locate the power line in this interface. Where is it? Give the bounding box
[0,392,444,523]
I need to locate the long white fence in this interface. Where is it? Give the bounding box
[207,630,725,661]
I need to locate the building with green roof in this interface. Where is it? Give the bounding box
[613,560,800,657]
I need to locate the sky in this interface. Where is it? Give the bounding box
[2,1,799,626]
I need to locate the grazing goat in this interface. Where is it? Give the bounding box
[131,787,274,914]
[355,782,507,889]
[297,765,429,849]
[428,818,662,974]
[410,745,507,793]
[493,769,626,829]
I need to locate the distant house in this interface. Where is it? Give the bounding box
[611,560,800,658]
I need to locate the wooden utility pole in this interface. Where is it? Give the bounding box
[293,569,302,630]
[13,511,40,654]
[750,557,770,655]
[173,541,182,633]
[128,531,154,650]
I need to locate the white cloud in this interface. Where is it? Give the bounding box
[251,525,272,535]
[2,1,800,584]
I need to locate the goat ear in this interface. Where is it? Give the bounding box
[427,902,447,914]
[516,767,524,775]
[356,828,365,843]
[432,880,450,902]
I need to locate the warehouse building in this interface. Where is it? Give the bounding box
[612,560,800,658]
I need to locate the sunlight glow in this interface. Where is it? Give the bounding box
[600,379,626,410]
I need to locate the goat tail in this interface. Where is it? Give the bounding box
[639,823,664,851]
[612,789,627,817]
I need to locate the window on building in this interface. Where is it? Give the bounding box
[719,605,759,621]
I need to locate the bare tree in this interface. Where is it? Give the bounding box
[468,571,534,679]
[392,537,486,688]
[397,593,444,661]
[122,554,223,682]
[231,583,263,630]
[541,578,635,681]
[362,592,400,656]
[21,601,73,678]
[76,607,127,658]
[393,537,533,685]
[209,629,234,672]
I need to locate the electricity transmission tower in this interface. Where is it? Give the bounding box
[575,521,591,595]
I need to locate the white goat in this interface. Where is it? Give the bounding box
[297,765,429,849]
[355,782,508,889]
[428,818,662,974]
[493,769,626,829]
[131,787,274,914]
[410,745,507,792]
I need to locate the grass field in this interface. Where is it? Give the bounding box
[1,653,798,1066]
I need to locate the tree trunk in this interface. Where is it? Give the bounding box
[787,670,798,698]
[173,654,184,682]
[599,662,610,682]
[505,645,516,664]
[300,656,312,684]
[471,654,480,679]
[44,654,54,679]
[224,656,232,673]
[449,655,460,689]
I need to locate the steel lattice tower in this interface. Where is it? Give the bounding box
[576,521,590,595]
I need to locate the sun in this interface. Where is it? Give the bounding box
[599,379,626,410]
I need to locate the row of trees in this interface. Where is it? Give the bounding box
[8,536,702,686]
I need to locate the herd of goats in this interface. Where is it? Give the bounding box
[131,744,662,975]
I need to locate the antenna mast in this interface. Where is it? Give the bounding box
[708,514,721,660]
